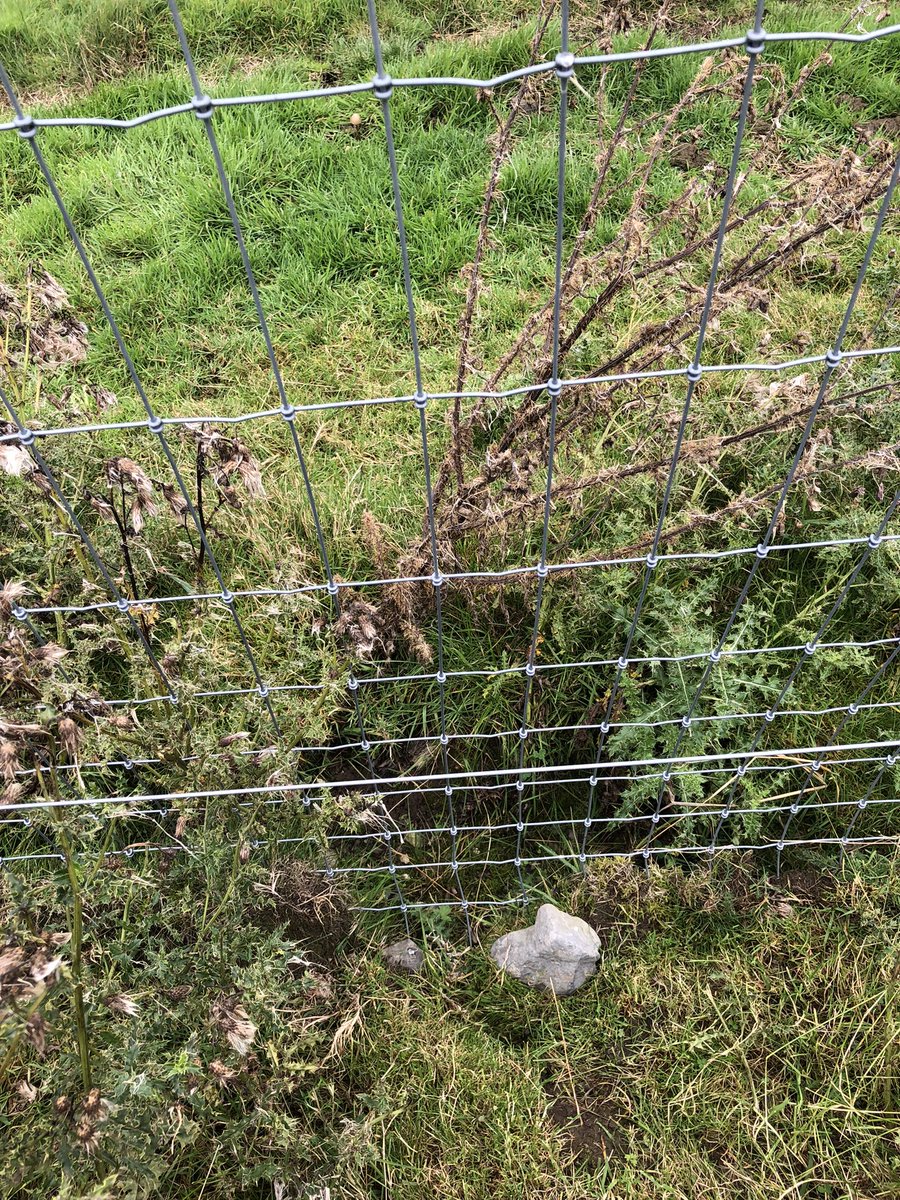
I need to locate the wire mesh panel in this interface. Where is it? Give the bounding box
[0,1,899,932]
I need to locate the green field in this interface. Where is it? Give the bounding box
[1,0,900,1194]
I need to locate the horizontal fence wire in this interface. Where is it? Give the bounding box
[4,737,900,810]
[1,3,900,932]
[0,23,899,136]
[1,347,899,446]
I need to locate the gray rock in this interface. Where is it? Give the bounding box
[382,937,424,974]
[489,903,600,996]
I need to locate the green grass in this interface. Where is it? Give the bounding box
[1,0,900,1193]
[3,845,900,1198]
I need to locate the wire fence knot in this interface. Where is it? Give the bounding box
[192,94,214,119]
[5,3,900,913]
[13,113,36,139]
[554,52,575,80]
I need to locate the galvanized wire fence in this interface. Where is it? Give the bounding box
[1,0,900,935]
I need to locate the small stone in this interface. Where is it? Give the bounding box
[490,903,600,996]
[382,937,424,974]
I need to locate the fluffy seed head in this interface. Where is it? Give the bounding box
[57,716,82,759]
[104,992,139,1017]
[211,996,257,1056]
[0,739,19,783]
[0,581,28,621]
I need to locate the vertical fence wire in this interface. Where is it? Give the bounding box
[0,378,179,702]
[708,482,900,851]
[772,641,900,874]
[0,8,899,917]
[0,62,283,736]
[165,2,343,624]
[839,752,899,853]
[653,148,900,844]
[362,0,473,937]
[513,0,573,902]
[580,0,767,862]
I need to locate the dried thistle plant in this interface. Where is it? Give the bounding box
[82,455,160,625]
[0,738,20,784]
[0,442,35,479]
[0,580,28,622]
[103,992,139,1017]
[211,995,257,1056]
[103,457,157,534]
[15,1079,38,1104]
[0,269,88,369]
[209,1059,238,1085]
[73,1090,112,1157]
[0,616,70,802]
[332,597,395,661]
[0,937,64,1003]
[57,715,82,760]
[183,422,265,578]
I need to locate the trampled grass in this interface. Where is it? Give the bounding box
[0,0,899,1194]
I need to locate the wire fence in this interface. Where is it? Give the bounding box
[1,0,900,937]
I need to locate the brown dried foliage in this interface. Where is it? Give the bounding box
[0,270,88,368]
[377,29,900,624]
